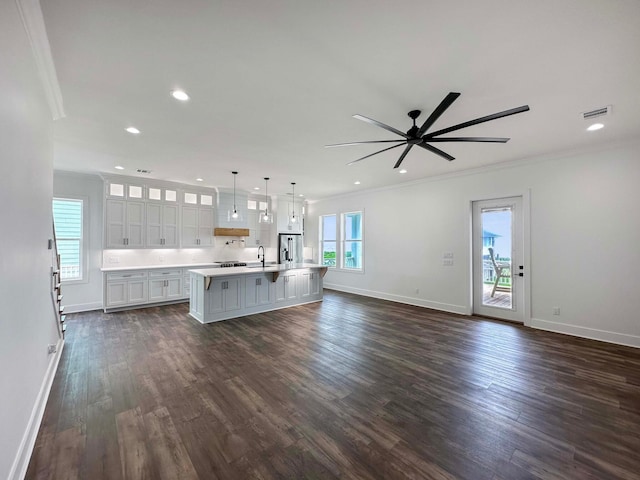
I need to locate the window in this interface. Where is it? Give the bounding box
[342,211,363,270]
[319,214,337,267]
[247,199,257,210]
[52,198,83,281]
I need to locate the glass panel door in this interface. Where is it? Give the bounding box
[473,196,524,322]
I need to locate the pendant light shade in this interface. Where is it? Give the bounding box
[288,182,297,225]
[259,177,273,224]
[227,171,242,222]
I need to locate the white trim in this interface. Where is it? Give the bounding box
[63,301,103,313]
[530,318,640,349]
[8,338,65,480]
[15,0,65,120]
[323,284,467,315]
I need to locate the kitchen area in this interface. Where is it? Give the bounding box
[56,172,325,318]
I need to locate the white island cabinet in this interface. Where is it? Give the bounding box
[189,264,327,323]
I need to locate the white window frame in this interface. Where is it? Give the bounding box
[318,210,364,273]
[341,210,364,272]
[319,214,337,268]
[53,196,89,284]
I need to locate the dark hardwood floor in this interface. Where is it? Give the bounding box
[26,290,640,479]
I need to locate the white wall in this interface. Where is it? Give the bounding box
[54,171,104,312]
[0,2,62,478]
[307,141,640,348]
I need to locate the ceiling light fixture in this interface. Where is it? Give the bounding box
[399,169,407,174]
[253,187,260,190]
[259,177,273,224]
[587,123,604,131]
[354,181,361,185]
[171,90,190,101]
[115,165,125,170]
[289,182,297,225]
[227,171,242,222]
[125,126,140,134]
[196,178,203,182]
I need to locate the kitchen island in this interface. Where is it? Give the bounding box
[188,263,328,323]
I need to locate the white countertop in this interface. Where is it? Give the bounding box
[189,263,326,277]
[101,262,220,272]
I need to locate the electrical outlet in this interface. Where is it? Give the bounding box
[553,307,560,316]
[442,259,454,266]
[108,256,120,264]
[47,344,57,354]
[415,288,420,294]
[158,256,165,263]
[443,252,454,259]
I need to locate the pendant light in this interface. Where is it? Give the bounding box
[227,171,242,222]
[259,177,273,223]
[288,182,297,225]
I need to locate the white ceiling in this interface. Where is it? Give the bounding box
[42,0,640,200]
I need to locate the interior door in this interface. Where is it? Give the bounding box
[472,196,525,322]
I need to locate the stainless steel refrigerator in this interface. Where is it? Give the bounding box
[278,234,303,263]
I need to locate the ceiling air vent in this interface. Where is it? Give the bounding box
[582,105,611,120]
[136,169,152,174]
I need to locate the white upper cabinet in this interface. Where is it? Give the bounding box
[181,205,214,247]
[106,199,145,248]
[146,204,179,247]
[103,176,220,249]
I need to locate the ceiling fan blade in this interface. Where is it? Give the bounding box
[393,145,414,169]
[325,140,406,148]
[417,143,455,161]
[353,114,409,138]
[427,105,530,137]
[417,92,461,136]
[347,142,406,166]
[426,137,510,143]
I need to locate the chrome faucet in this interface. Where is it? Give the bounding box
[257,245,265,268]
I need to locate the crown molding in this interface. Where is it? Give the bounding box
[15,0,65,120]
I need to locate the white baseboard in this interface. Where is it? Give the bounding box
[9,337,65,480]
[63,301,102,313]
[323,283,468,315]
[530,318,640,349]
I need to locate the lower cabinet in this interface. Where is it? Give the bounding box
[299,270,321,298]
[207,277,242,314]
[149,270,183,302]
[245,274,271,308]
[105,271,149,307]
[104,267,189,311]
[275,271,299,303]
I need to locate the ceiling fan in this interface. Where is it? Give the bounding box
[326,92,530,169]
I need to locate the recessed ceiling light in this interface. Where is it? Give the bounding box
[115,165,124,170]
[125,126,140,134]
[354,181,361,185]
[587,123,604,131]
[196,178,203,182]
[171,90,190,101]
[399,169,407,174]
[253,187,260,190]
[299,194,304,197]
